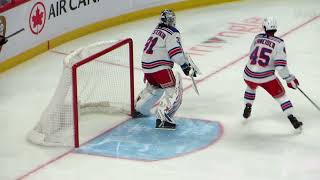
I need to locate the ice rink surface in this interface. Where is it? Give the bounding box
[0,0,320,179]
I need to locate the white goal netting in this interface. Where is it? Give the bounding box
[27,39,134,147]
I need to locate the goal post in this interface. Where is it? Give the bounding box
[27,38,135,147]
[72,38,134,147]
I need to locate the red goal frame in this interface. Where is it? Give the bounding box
[71,38,134,148]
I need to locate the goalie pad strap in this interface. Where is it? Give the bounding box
[156,72,183,122]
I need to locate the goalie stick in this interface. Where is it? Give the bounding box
[5,28,25,39]
[190,73,199,95]
[185,53,201,95]
[297,87,320,111]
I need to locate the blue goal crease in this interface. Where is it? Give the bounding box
[75,117,222,161]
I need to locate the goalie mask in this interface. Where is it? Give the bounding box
[160,9,176,27]
[263,17,277,31]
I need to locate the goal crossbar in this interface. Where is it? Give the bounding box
[72,38,134,147]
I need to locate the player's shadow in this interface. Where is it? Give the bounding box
[231,115,304,153]
[241,116,302,137]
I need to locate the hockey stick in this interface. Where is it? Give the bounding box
[185,53,201,95]
[190,75,199,95]
[5,28,25,39]
[297,87,320,111]
[185,53,202,75]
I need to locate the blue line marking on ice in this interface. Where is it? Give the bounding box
[76,117,222,161]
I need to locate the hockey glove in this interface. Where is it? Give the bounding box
[285,75,299,89]
[0,35,8,46]
[181,63,196,77]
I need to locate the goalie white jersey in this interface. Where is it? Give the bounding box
[141,24,188,73]
[244,33,289,83]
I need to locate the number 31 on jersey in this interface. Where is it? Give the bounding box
[144,37,158,54]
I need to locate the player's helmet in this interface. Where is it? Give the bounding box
[263,17,277,31]
[160,9,176,27]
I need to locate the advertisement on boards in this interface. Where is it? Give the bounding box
[0,0,181,63]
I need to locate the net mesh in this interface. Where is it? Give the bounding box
[27,40,132,146]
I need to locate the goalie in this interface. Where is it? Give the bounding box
[135,9,197,130]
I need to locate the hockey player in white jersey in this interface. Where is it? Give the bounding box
[243,17,303,130]
[135,9,197,130]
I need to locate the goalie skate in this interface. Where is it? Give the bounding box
[155,119,176,130]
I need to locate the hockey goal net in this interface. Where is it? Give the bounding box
[27,38,134,147]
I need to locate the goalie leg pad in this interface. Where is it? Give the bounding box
[135,83,164,116]
[156,72,183,122]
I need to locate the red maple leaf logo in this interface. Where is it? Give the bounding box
[32,7,44,28]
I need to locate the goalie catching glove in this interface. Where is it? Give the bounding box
[181,63,197,77]
[285,74,299,89]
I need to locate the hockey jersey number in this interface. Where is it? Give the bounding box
[250,46,272,67]
[144,37,158,54]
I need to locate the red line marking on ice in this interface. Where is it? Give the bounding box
[16,15,320,180]
[183,53,249,91]
[16,150,73,180]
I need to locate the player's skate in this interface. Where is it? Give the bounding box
[243,103,252,119]
[288,114,303,131]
